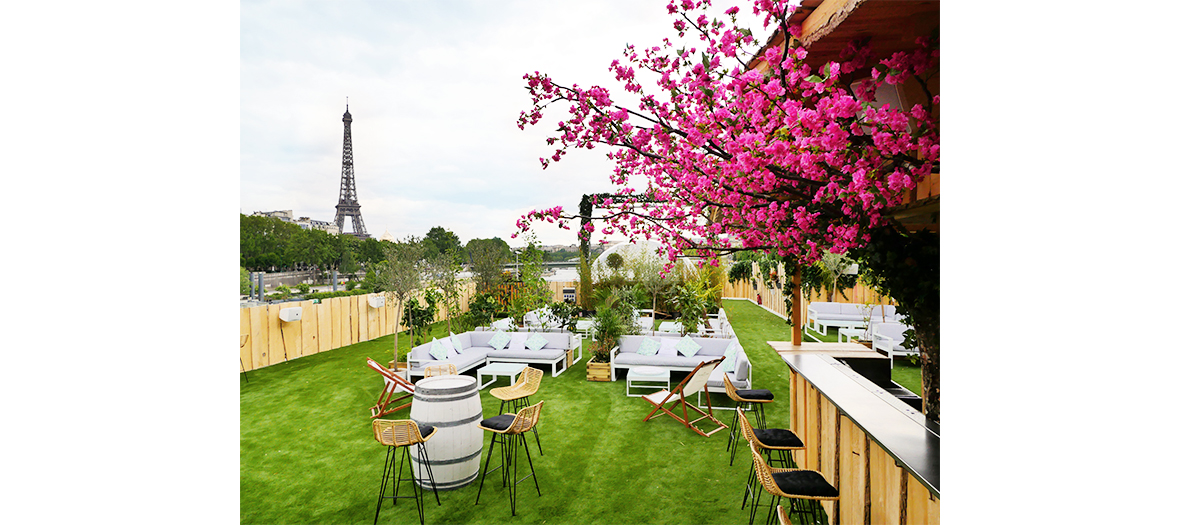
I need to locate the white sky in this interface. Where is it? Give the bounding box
[240,0,769,248]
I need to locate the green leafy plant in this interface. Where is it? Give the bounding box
[400,290,440,346]
[375,236,427,368]
[275,284,292,300]
[296,283,311,295]
[589,290,631,362]
[460,291,499,331]
[547,300,579,332]
[240,267,251,295]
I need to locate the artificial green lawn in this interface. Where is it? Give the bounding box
[241,299,914,524]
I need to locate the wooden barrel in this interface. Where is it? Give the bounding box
[409,375,483,490]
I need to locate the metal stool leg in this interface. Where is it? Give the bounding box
[753,403,767,429]
[729,406,745,466]
[728,405,741,453]
[475,432,499,506]
[374,446,395,525]
[415,442,441,506]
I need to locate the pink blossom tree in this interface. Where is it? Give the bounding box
[515,0,940,419]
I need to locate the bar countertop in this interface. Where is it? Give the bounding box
[782,352,940,496]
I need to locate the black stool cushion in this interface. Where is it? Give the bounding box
[418,424,436,440]
[771,470,838,498]
[753,428,803,448]
[481,414,515,431]
[737,389,774,401]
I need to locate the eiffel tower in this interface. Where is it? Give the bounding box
[334,103,370,239]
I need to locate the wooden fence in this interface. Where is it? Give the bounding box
[239,281,479,372]
[721,262,892,323]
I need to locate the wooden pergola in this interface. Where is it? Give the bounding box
[748,0,941,343]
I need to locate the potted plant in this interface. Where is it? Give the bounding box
[586,293,628,381]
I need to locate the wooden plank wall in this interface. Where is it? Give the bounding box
[789,369,939,524]
[721,262,893,324]
[238,280,479,372]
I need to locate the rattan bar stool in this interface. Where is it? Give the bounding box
[747,442,838,525]
[737,409,804,510]
[724,374,774,457]
[490,366,544,455]
[474,400,545,516]
[422,363,457,377]
[372,419,441,525]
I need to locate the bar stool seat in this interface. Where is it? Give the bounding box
[475,401,545,516]
[748,442,838,525]
[490,366,544,455]
[725,374,775,460]
[752,428,803,449]
[735,388,774,401]
[736,409,805,511]
[372,419,441,525]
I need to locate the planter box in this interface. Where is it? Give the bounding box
[566,349,573,367]
[387,361,409,371]
[586,359,611,382]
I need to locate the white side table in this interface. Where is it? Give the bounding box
[627,366,670,397]
[477,362,528,390]
[837,327,867,343]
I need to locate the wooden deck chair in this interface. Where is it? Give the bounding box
[366,358,416,418]
[641,357,728,437]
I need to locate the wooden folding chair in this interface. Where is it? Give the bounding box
[366,358,416,418]
[641,358,728,437]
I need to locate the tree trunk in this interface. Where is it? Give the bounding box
[791,267,802,346]
[913,320,939,421]
[392,301,403,370]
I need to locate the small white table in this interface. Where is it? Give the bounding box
[627,366,670,397]
[837,327,867,343]
[807,318,867,341]
[477,362,527,390]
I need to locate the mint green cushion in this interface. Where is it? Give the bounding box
[675,336,702,358]
[721,340,738,372]
[488,330,511,350]
[525,334,549,351]
[428,338,448,361]
[450,332,464,354]
[637,337,660,356]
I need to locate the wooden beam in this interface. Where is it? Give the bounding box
[801,0,869,46]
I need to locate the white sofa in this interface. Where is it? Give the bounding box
[870,321,917,368]
[408,329,580,380]
[610,335,750,389]
[523,307,562,330]
[806,302,901,339]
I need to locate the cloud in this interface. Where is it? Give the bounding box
[241,0,762,246]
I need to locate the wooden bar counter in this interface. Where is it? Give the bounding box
[774,344,940,524]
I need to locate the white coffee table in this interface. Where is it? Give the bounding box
[477,362,528,389]
[627,366,670,397]
[837,327,867,343]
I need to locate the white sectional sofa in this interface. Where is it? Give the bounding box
[610,335,751,391]
[806,302,901,339]
[407,329,579,380]
[870,321,917,368]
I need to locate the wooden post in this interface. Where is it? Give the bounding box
[792,266,802,345]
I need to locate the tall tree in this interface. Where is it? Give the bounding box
[376,237,426,369]
[514,1,940,419]
[423,226,463,259]
[425,250,464,333]
[467,238,509,292]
